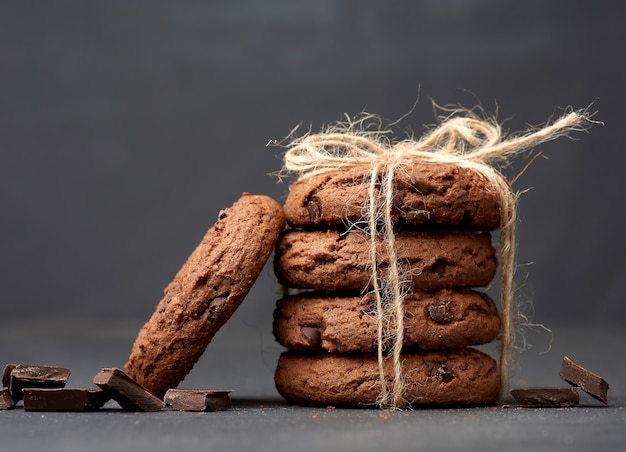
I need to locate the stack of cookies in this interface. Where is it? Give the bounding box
[272,164,503,407]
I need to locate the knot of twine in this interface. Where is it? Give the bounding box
[279,107,593,409]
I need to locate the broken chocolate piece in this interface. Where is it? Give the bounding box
[164,389,232,412]
[509,387,580,408]
[23,388,110,412]
[93,368,164,412]
[392,190,406,210]
[4,364,70,401]
[1,365,15,388]
[0,388,15,410]
[559,356,609,404]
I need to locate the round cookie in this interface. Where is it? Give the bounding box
[284,164,501,230]
[125,193,285,398]
[273,288,501,353]
[274,348,501,407]
[274,229,497,291]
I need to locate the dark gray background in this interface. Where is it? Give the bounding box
[1,1,624,332]
[1,3,625,451]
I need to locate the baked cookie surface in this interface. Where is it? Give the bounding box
[274,348,501,407]
[273,288,501,353]
[274,229,497,291]
[284,164,501,230]
[126,193,285,398]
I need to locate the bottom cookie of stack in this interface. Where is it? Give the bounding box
[274,348,501,407]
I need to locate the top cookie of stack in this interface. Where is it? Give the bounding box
[272,163,503,407]
[283,163,500,230]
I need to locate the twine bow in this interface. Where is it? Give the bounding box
[279,107,592,408]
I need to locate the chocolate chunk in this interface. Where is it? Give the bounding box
[306,200,322,223]
[3,364,70,401]
[392,190,406,209]
[431,260,447,277]
[430,364,455,383]
[559,356,609,404]
[1,365,15,389]
[208,297,227,322]
[403,210,430,223]
[93,368,164,412]
[0,388,15,410]
[23,388,110,412]
[426,300,454,324]
[509,387,580,408]
[164,389,232,411]
[301,327,322,349]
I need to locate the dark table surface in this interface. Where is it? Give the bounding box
[1,317,624,452]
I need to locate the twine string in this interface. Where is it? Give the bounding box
[280,107,593,409]
[368,159,409,408]
[367,162,390,406]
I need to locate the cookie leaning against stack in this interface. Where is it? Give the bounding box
[126,193,285,398]
[273,163,503,407]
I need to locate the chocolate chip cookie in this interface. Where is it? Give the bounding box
[273,288,501,352]
[126,193,285,398]
[274,348,501,407]
[274,229,497,291]
[284,164,501,229]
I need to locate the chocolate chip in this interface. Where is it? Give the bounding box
[403,210,430,223]
[392,190,406,209]
[301,327,322,349]
[426,300,454,324]
[430,365,455,384]
[431,260,447,277]
[306,200,322,223]
[208,297,227,322]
